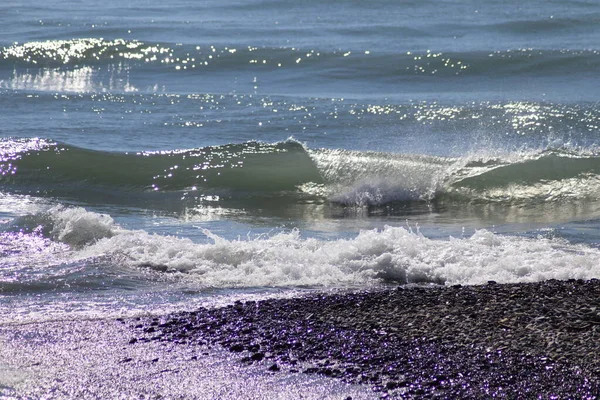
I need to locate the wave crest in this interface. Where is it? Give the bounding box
[3,138,600,208]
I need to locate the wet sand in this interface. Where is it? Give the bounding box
[0,319,373,399]
[2,279,600,398]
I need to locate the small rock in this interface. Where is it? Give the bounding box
[229,344,244,352]
[386,381,399,389]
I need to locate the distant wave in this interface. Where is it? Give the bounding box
[3,137,600,209]
[2,38,600,93]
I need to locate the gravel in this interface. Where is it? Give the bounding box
[134,279,600,398]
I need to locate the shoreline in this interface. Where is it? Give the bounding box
[0,318,373,399]
[2,279,600,398]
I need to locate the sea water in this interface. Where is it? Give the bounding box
[2,0,600,325]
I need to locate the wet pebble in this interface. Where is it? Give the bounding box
[132,279,600,397]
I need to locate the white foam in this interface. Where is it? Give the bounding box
[308,146,600,206]
[309,149,452,205]
[15,206,600,288]
[0,362,28,391]
[0,206,115,275]
[72,215,600,287]
[47,205,117,247]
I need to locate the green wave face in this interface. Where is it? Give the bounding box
[3,138,600,211]
[452,151,600,188]
[448,150,600,203]
[1,138,323,193]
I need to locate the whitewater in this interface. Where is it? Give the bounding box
[8,204,600,286]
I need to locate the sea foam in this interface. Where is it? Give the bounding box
[30,207,598,288]
[6,206,600,289]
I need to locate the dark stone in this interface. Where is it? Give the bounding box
[386,381,398,390]
[229,344,244,352]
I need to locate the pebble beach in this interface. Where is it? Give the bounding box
[133,279,600,398]
[4,279,599,398]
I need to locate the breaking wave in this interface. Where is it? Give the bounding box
[3,206,600,289]
[3,137,600,209]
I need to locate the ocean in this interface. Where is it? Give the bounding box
[2,0,600,329]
